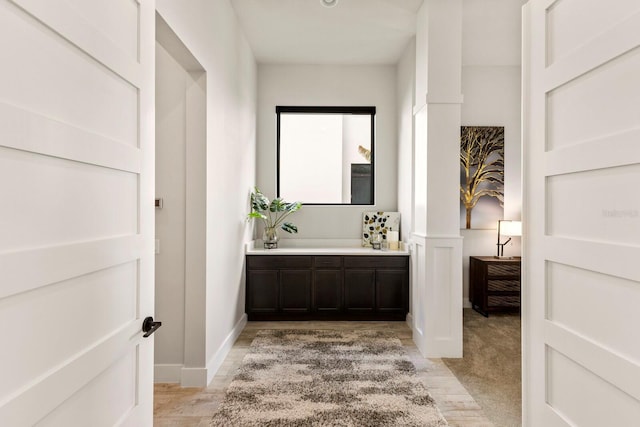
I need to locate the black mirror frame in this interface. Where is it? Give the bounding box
[276,105,376,206]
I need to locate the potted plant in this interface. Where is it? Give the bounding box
[247,187,302,249]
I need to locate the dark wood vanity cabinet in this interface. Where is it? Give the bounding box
[246,255,408,321]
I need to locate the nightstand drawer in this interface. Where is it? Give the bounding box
[487,263,521,276]
[487,279,520,292]
[488,295,520,307]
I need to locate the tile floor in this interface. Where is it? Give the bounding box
[154,321,493,426]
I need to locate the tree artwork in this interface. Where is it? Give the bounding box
[460,126,504,229]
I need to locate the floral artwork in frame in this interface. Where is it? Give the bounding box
[362,212,401,247]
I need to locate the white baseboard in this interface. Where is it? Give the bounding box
[155,313,248,387]
[181,367,208,387]
[463,299,472,308]
[205,313,248,386]
[154,364,208,387]
[154,364,182,383]
[412,324,427,357]
[405,312,414,331]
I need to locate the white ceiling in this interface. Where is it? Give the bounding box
[230,0,424,65]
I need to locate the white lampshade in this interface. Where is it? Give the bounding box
[499,220,522,237]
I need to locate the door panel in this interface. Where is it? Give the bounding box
[280,270,311,312]
[376,270,407,312]
[64,0,140,60]
[344,270,375,311]
[524,1,640,425]
[547,262,640,360]
[546,348,640,426]
[314,270,342,311]
[546,48,640,150]
[0,148,138,251]
[247,271,279,312]
[0,1,138,146]
[36,349,137,427]
[0,262,137,398]
[545,0,640,66]
[547,165,640,245]
[0,0,155,425]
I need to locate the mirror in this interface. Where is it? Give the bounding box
[277,106,375,205]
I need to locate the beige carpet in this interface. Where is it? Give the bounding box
[210,329,449,426]
[443,308,521,427]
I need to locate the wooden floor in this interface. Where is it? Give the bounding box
[154,321,493,426]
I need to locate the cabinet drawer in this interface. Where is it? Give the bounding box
[344,256,408,269]
[487,263,521,276]
[488,295,520,308]
[314,256,342,268]
[487,279,520,292]
[247,255,312,269]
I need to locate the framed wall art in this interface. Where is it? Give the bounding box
[460,126,504,229]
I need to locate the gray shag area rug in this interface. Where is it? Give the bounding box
[210,329,448,426]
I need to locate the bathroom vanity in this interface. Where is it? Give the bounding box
[245,243,409,321]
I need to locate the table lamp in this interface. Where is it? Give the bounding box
[496,220,521,258]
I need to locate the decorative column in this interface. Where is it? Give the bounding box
[411,0,463,358]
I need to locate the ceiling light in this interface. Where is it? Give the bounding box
[321,0,338,8]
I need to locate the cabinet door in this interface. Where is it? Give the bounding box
[247,270,279,312]
[280,270,311,312]
[376,270,408,313]
[314,270,342,312]
[344,269,375,312]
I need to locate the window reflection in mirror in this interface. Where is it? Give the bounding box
[277,106,375,205]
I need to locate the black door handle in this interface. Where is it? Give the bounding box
[142,316,162,338]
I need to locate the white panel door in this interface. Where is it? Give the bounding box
[523,0,640,425]
[0,0,155,425]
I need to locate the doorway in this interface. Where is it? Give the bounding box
[154,13,207,387]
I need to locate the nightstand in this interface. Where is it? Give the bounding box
[469,256,521,317]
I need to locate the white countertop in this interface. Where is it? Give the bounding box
[245,239,410,256]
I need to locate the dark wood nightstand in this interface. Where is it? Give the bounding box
[469,256,521,317]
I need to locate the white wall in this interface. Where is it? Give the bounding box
[155,42,188,369]
[155,21,208,384]
[460,0,526,304]
[156,0,257,386]
[397,39,416,242]
[257,65,397,240]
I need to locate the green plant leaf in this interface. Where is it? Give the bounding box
[281,222,298,233]
[247,212,267,220]
[285,202,302,212]
[251,188,269,212]
[269,198,286,212]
